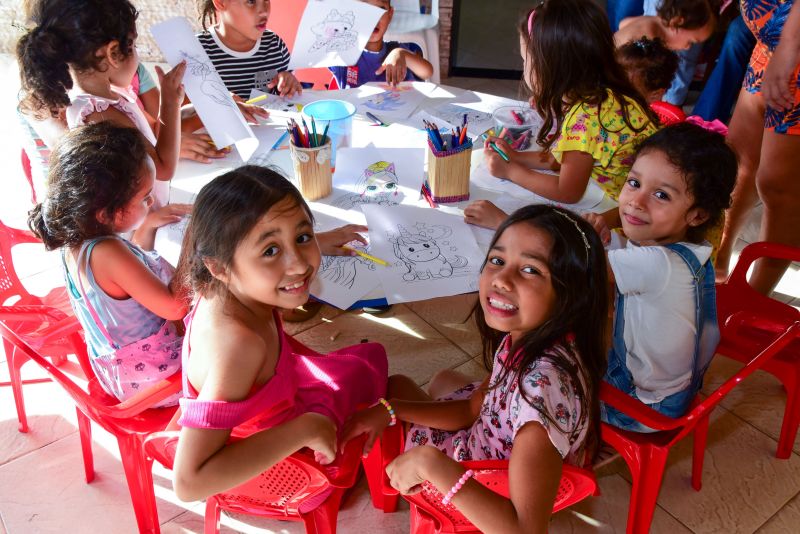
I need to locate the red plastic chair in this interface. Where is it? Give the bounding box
[0,305,181,533]
[715,242,800,459]
[145,428,375,534]
[20,149,37,205]
[650,101,686,126]
[401,461,597,533]
[0,220,76,432]
[600,318,800,534]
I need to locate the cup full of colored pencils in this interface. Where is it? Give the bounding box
[492,106,542,151]
[424,118,472,203]
[288,118,333,201]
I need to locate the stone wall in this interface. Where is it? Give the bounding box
[438,0,453,79]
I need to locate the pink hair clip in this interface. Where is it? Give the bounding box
[685,115,728,137]
[528,8,536,35]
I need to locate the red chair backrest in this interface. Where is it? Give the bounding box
[0,220,42,306]
[650,101,686,126]
[404,461,596,532]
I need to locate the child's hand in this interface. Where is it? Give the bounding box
[300,412,337,465]
[463,200,508,230]
[180,133,230,163]
[483,137,515,178]
[316,225,369,256]
[376,48,408,87]
[269,72,303,98]
[341,404,393,456]
[583,212,611,246]
[143,204,192,230]
[231,94,270,124]
[386,446,441,495]
[155,61,187,110]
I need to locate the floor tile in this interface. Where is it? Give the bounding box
[406,293,482,357]
[0,432,188,533]
[293,304,472,386]
[701,357,800,456]
[755,490,800,533]
[0,380,79,466]
[618,408,800,533]
[281,303,345,337]
[549,473,691,534]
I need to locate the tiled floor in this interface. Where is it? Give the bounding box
[2,58,800,532]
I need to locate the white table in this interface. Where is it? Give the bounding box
[159,82,616,307]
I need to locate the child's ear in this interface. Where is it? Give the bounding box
[203,258,229,284]
[686,207,709,228]
[95,208,114,227]
[104,41,124,67]
[212,0,227,13]
[668,16,685,29]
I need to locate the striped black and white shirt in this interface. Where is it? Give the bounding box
[197,26,290,99]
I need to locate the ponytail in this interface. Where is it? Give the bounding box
[17,27,74,119]
[197,0,217,30]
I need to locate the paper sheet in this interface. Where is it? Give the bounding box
[354,82,428,120]
[311,241,384,309]
[287,0,386,69]
[151,17,257,161]
[153,217,190,267]
[362,205,483,304]
[248,89,328,114]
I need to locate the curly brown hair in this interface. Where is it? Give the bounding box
[657,0,720,29]
[617,37,679,97]
[17,0,138,119]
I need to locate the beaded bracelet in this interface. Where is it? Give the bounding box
[441,469,475,505]
[377,398,396,427]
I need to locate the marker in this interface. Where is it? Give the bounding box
[341,246,390,267]
[245,94,268,105]
[489,142,510,162]
[510,110,524,125]
[365,111,387,126]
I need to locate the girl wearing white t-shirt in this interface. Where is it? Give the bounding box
[586,122,737,431]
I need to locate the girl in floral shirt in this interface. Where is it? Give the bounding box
[343,205,609,533]
[465,0,658,231]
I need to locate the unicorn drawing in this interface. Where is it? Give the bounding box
[390,224,468,281]
[334,161,401,208]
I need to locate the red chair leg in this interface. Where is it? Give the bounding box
[776,372,800,460]
[117,435,160,534]
[204,496,221,534]
[76,408,95,483]
[6,343,28,433]
[300,488,345,534]
[362,424,402,512]
[691,414,710,491]
[409,503,438,534]
[626,445,669,534]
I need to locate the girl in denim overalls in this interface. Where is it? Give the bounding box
[585,123,738,431]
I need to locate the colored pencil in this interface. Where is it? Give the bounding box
[321,121,331,144]
[311,117,318,147]
[341,246,390,267]
[245,94,267,105]
[489,141,510,162]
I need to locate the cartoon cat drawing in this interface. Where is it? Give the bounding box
[310,10,358,53]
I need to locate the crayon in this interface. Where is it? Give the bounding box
[510,110,524,125]
[341,246,390,267]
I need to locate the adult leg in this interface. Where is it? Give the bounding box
[692,16,757,122]
[715,89,765,280]
[749,130,800,293]
[607,0,646,32]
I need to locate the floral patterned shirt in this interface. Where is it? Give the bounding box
[551,90,657,201]
[405,335,590,466]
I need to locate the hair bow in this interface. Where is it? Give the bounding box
[685,115,728,136]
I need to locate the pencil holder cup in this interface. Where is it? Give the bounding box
[426,138,472,203]
[302,99,356,168]
[492,106,542,151]
[290,135,333,201]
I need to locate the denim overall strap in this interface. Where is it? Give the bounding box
[604,284,634,393]
[663,243,720,394]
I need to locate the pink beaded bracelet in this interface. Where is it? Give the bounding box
[377,398,396,427]
[441,469,475,505]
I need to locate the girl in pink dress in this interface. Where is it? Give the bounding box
[344,205,609,533]
[171,166,387,503]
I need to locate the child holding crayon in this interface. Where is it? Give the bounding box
[464,0,658,231]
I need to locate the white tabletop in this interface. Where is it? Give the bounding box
[158,82,616,305]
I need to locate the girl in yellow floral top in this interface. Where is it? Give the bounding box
[465,0,659,231]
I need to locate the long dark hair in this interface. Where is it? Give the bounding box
[28,122,149,250]
[197,0,217,30]
[475,205,609,457]
[17,0,138,120]
[174,165,313,304]
[521,0,658,150]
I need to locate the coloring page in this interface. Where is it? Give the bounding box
[328,147,425,213]
[354,82,428,120]
[426,103,494,137]
[310,241,383,309]
[362,205,484,304]
[153,216,190,267]
[151,17,258,161]
[288,0,386,69]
